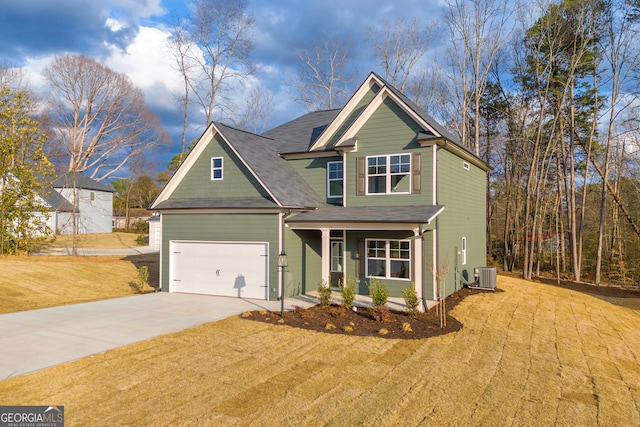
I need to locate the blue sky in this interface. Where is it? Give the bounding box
[0,0,448,174]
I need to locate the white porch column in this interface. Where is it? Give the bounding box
[321,228,331,285]
[413,226,423,306]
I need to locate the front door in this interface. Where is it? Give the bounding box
[330,239,344,288]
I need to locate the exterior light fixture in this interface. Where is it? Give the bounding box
[278,251,287,317]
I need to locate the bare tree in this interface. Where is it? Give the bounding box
[0,60,28,90]
[43,54,169,181]
[43,54,168,254]
[367,18,435,93]
[232,85,274,133]
[186,0,255,125]
[167,22,198,164]
[594,0,640,284]
[288,35,357,111]
[444,0,512,154]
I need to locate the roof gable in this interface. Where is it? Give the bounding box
[152,122,324,210]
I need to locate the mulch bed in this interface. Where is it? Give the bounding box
[242,287,496,339]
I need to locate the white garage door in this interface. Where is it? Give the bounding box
[170,241,268,299]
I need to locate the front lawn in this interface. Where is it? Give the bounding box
[1,276,639,425]
[0,255,156,314]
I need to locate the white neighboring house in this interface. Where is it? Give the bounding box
[51,173,114,234]
[37,188,75,235]
[146,212,161,250]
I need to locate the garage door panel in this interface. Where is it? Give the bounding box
[170,241,268,299]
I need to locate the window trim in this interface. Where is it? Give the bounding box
[326,161,344,199]
[365,153,412,195]
[462,237,467,265]
[211,157,223,181]
[365,238,411,281]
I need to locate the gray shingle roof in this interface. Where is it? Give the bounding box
[153,197,279,210]
[215,122,325,209]
[53,173,114,193]
[40,189,75,212]
[261,109,340,153]
[286,205,444,225]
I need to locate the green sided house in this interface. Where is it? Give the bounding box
[151,72,490,308]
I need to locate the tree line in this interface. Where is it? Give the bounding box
[1,0,639,288]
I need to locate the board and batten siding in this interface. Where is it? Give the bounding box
[345,97,433,207]
[171,134,270,200]
[160,213,280,299]
[436,148,487,296]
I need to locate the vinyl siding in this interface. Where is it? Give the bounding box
[325,84,380,148]
[345,97,433,207]
[284,229,322,296]
[160,213,280,299]
[287,156,343,204]
[171,134,270,200]
[437,148,487,296]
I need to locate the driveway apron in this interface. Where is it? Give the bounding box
[0,293,295,380]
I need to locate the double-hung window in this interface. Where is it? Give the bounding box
[327,161,343,199]
[211,157,223,180]
[366,154,411,194]
[366,239,411,280]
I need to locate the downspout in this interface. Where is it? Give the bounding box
[422,144,439,311]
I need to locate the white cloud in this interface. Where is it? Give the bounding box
[104,25,181,111]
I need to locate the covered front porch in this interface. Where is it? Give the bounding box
[285,205,444,309]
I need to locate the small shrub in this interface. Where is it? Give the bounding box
[402,322,413,332]
[402,284,420,318]
[325,323,336,330]
[240,311,252,318]
[343,325,353,332]
[131,265,149,293]
[318,280,332,306]
[367,278,389,307]
[378,328,389,336]
[135,234,146,246]
[277,318,285,324]
[339,276,356,309]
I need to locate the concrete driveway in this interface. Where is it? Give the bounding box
[0,292,314,380]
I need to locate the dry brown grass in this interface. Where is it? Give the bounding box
[45,232,143,249]
[1,275,640,425]
[0,256,155,314]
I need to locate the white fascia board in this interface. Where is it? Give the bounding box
[156,208,286,215]
[151,123,217,209]
[339,87,443,143]
[152,123,283,209]
[287,222,421,231]
[309,73,386,151]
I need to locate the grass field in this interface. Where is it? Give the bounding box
[44,231,143,250]
[1,276,639,426]
[0,254,157,314]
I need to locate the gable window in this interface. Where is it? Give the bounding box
[327,161,343,199]
[211,157,223,180]
[366,154,411,194]
[366,239,411,280]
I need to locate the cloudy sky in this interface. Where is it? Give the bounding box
[0,0,448,173]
